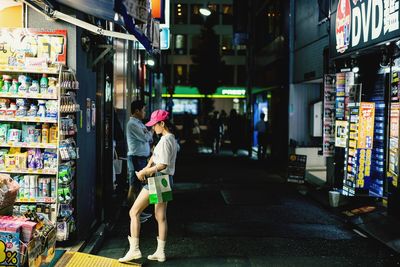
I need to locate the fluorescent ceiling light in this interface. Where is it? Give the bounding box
[199,7,211,16]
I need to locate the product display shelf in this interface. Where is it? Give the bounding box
[0,169,57,175]
[0,66,59,75]
[0,117,57,123]
[0,142,57,149]
[0,92,57,100]
[0,66,62,228]
[56,67,79,241]
[15,197,56,204]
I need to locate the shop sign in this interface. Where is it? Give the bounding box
[221,89,246,96]
[389,102,399,176]
[331,0,400,57]
[0,28,67,71]
[358,102,375,149]
[123,0,150,24]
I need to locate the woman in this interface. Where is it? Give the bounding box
[119,109,178,263]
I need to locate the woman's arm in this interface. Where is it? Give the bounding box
[136,163,167,181]
[146,156,154,168]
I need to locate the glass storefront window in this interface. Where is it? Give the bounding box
[174,3,188,24]
[191,4,203,24]
[174,34,187,55]
[222,4,233,25]
[174,65,187,85]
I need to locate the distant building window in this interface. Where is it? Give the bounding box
[174,3,188,24]
[190,4,203,24]
[221,65,234,85]
[206,4,219,25]
[221,35,233,55]
[174,65,187,85]
[236,45,246,56]
[190,35,200,54]
[174,34,187,55]
[318,0,329,23]
[237,65,246,85]
[222,4,233,25]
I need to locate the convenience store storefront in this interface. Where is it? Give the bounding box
[327,0,400,217]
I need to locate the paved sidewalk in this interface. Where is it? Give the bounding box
[97,150,399,266]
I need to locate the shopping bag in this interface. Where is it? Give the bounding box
[148,174,173,204]
[113,148,122,175]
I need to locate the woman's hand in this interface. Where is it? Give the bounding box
[135,170,146,181]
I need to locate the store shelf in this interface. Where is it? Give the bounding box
[0,117,58,123]
[0,66,59,75]
[0,142,57,149]
[0,92,57,100]
[0,169,57,175]
[15,197,56,204]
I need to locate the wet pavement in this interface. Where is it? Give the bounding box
[97,149,400,266]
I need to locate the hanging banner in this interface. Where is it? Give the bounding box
[323,75,336,156]
[0,28,67,72]
[330,0,400,58]
[357,102,375,149]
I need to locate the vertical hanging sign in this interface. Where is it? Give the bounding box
[357,102,375,149]
[323,75,336,156]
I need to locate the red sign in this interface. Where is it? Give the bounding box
[335,0,351,53]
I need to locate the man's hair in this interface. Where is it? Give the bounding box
[131,100,145,114]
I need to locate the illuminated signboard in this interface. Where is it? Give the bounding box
[330,0,400,58]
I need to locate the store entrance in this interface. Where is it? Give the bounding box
[95,59,115,223]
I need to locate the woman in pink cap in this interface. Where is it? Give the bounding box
[119,109,178,263]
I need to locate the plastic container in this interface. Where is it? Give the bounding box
[40,74,48,94]
[42,124,49,144]
[328,191,340,207]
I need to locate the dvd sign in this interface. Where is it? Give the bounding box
[331,0,400,57]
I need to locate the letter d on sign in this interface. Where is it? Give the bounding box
[371,0,383,40]
[352,6,362,47]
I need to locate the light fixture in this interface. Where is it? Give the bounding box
[114,13,119,22]
[386,42,391,46]
[352,66,359,73]
[199,6,211,16]
[146,59,155,67]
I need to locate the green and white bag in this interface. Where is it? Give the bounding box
[148,173,173,204]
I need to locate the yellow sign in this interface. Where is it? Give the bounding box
[357,102,375,149]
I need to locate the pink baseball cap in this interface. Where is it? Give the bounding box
[145,109,169,126]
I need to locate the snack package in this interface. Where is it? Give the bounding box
[9,147,21,154]
[27,149,43,169]
[45,100,58,119]
[0,124,9,143]
[43,151,57,170]
[16,152,27,170]
[5,154,17,169]
[22,124,36,143]
[7,129,21,142]
[0,149,8,169]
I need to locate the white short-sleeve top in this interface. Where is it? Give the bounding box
[153,133,178,175]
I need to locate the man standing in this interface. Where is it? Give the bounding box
[127,100,153,222]
[255,113,268,160]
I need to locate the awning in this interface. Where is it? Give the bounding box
[22,0,154,52]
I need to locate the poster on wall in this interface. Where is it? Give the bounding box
[389,102,399,177]
[357,102,375,149]
[336,72,346,120]
[323,75,336,156]
[0,28,67,72]
[335,120,348,147]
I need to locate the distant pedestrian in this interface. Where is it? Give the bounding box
[228,109,240,156]
[126,100,153,222]
[255,113,268,160]
[209,111,223,154]
[192,116,201,143]
[119,110,178,263]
